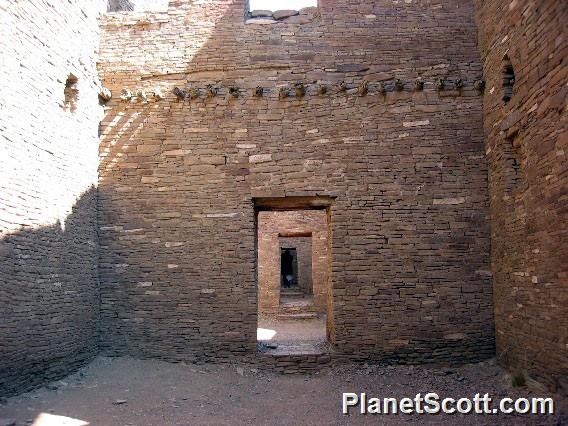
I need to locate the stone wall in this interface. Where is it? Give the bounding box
[280,236,313,294]
[0,1,105,396]
[97,0,493,363]
[258,211,328,315]
[474,0,568,393]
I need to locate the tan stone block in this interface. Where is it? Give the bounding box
[249,154,272,163]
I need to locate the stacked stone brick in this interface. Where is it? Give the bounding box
[97,0,494,366]
[474,0,568,393]
[2,0,565,399]
[0,1,105,396]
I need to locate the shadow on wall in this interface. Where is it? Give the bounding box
[96,2,266,361]
[0,187,99,397]
[97,103,258,361]
[97,0,494,365]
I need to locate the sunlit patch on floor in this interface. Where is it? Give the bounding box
[32,413,89,426]
[257,327,277,341]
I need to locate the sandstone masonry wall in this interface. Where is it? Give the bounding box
[97,0,493,363]
[0,1,105,396]
[474,0,567,393]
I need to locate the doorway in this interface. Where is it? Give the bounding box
[280,248,298,289]
[254,197,334,355]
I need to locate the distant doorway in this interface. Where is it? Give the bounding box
[280,248,298,288]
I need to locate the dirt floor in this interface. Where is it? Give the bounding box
[0,356,566,426]
[257,316,329,355]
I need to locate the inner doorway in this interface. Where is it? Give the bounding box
[280,248,298,289]
[254,197,334,356]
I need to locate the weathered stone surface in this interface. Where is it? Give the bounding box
[474,0,568,393]
[433,197,466,205]
[249,154,272,163]
[0,0,103,397]
[96,0,493,369]
[245,18,276,25]
[299,7,318,15]
[336,63,370,73]
[250,10,272,18]
[8,0,565,400]
[282,15,312,25]
[99,87,112,101]
[499,110,521,132]
[272,10,299,20]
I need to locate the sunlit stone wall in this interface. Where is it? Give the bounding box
[0,0,105,397]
